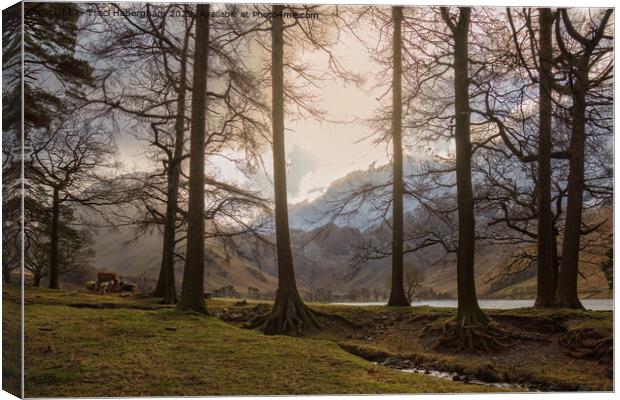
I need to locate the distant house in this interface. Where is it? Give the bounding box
[247,286,260,298]
[212,285,239,298]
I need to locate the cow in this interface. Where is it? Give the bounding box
[96,271,121,293]
[85,281,96,291]
[98,281,110,294]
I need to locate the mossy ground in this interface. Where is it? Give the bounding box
[19,286,496,397]
[305,303,613,391]
[210,299,613,391]
[2,286,22,397]
[18,285,612,395]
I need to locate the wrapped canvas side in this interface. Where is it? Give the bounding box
[2,2,24,399]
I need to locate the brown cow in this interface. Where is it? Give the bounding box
[96,271,121,293]
[97,271,120,282]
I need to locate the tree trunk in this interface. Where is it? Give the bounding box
[557,63,587,309]
[177,3,209,314]
[534,8,557,308]
[452,8,488,326]
[33,273,41,287]
[552,226,560,292]
[152,34,190,305]
[3,268,10,284]
[48,187,60,290]
[261,4,318,335]
[153,168,180,304]
[387,6,409,307]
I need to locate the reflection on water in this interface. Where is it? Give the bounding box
[375,362,538,391]
[398,367,535,391]
[333,298,613,310]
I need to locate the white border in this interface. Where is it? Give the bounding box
[0,1,616,400]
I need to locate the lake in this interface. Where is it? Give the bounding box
[332,298,613,311]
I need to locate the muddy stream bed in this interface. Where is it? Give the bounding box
[375,357,539,391]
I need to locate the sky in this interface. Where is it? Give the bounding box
[252,33,391,204]
[110,11,396,205]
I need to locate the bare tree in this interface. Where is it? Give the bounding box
[25,207,95,287]
[28,115,120,289]
[440,6,489,327]
[88,3,272,304]
[404,264,424,303]
[177,3,210,313]
[535,8,558,307]
[467,8,610,308]
[318,6,429,305]
[9,2,102,289]
[554,9,613,308]
[237,4,357,335]
[387,6,410,307]
[259,5,319,335]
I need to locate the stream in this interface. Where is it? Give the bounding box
[376,359,540,391]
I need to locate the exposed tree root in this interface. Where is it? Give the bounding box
[492,314,567,334]
[508,331,552,343]
[427,305,516,353]
[312,310,363,329]
[423,308,521,354]
[433,319,513,353]
[387,292,410,307]
[249,294,319,336]
[559,329,613,363]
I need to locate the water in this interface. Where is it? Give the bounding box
[332,298,613,311]
[375,362,537,391]
[397,367,535,391]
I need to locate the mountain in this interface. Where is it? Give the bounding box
[88,225,278,295]
[286,156,449,231]
[288,167,392,230]
[79,164,611,300]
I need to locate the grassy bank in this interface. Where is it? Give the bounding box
[309,303,614,391]
[20,286,493,397]
[210,298,613,391]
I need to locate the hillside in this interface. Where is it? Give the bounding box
[81,174,612,300]
[83,209,612,300]
[88,225,278,295]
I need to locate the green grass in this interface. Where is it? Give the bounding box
[22,286,612,395]
[303,301,613,391]
[21,286,494,397]
[205,297,613,391]
[2,286,22,397]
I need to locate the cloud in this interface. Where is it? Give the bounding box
[307,186,326,195]
[286,144,320,198]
